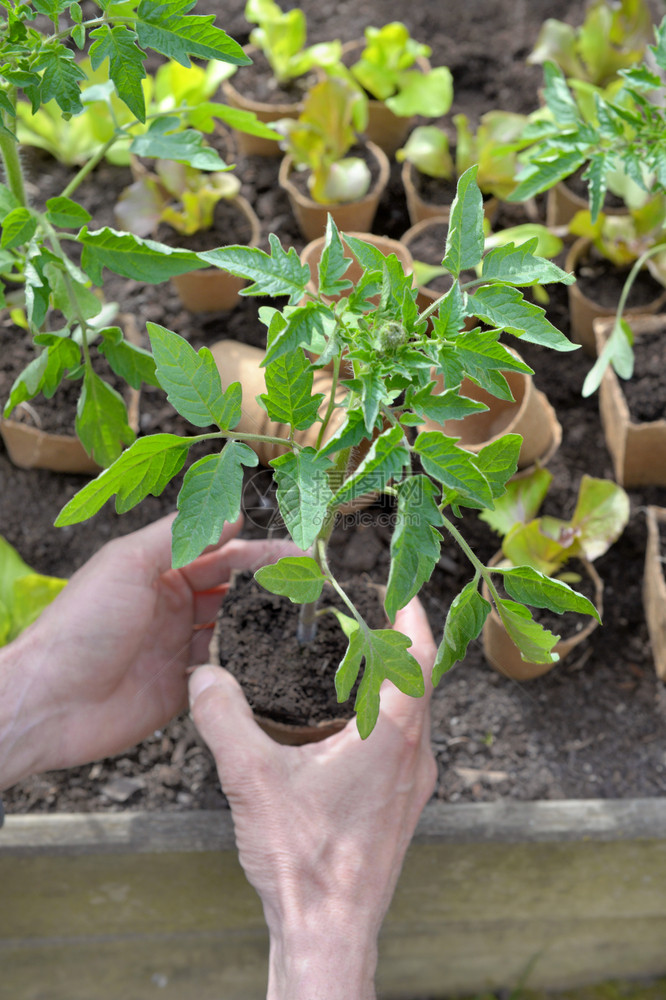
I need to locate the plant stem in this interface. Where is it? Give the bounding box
[296,507,339,645]
[61,135,120,199]
[440,512,503,607]
[315,354,340,450]
[0,97,26,207]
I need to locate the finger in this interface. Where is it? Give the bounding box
[177,517,245,590]
[192,584,230,626]
[189,665,276,793]
[204,537,306,574]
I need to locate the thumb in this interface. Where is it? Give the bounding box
[189,665,274,791]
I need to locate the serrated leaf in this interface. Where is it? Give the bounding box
[443,328,533,401]
[206,103,282,139]
[135,0,249,67]
[55,434,191,526]
[79,227,209,285]
[3,338,80,417]
[271,448,333,550]
[431,282,466,337]
[45,196,91,229]
[498,565,600,622]
[129,118,228,168]
[38,46,86,115]
[318,215,352,296]
[473,434,522,499]
[336,627,425,739]
[442,165,484,277]
[333,426,410,507]
[318,409,368,458]
[385,476,443,622]
[481,240,574,287]
[409,382,488,426]
[262,301,332,366]
[202,234,310,304]
[510,149,587,203]
[254,556,325,604]
[171,442,258,567]
[148,322,240,428]
[433,581,491,684]
[89,24,146,121]
[470,284,577,352]
[495,598,560,665]
[99,326,159,389]
[414,430,494,507]
[261,350,323,430]
[1,207,37,249]
[75,368,135,467]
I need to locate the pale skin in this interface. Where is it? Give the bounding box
[0,514,437,999]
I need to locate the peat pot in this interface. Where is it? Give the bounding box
[3,799,666,998]
[278,140,390,242]
[169,196,262,313]
[594,314,666,488]
[299,230,414,306]
[220,44,297,157]
[565,237,666,356]
[644,505,666,681]
[546,177,629,230]
[401,160,498,229]
[482,554,604,681]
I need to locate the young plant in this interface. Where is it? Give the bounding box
[480,469,630,580]
[115,160,241,238]
[0,0,278,467]
[0,536,67,646]
[243,0,341,86]
[397,111,528,200]
[527,0,652,90]
[345,21,452,119]
[55,167,594,738]
[276,76,370,203]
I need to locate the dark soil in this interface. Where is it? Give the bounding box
[621,329,666,423]
[575,245,666,311]
[214,572,385,724]
[227,45,317,105]
[413,169,458,210]
[156,196,254,253]
[3,0,666,816]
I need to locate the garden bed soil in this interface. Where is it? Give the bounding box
[621,329,666,423]
[156,197,254,253]
[575,247,666,311]
[226,46,317,105]
[3,0,666,816]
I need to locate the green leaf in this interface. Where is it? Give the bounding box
[510,150,587,203]
[38,46,86,115]
[261,350,324,430]
[414,430,494,507]
[271,448,333,550]
[206,103,282,139]
[99,326,159,389]
[442,165,484,276]
[433,580,491,684]
[481,239,575,287]
[262,301,332,366]
[135,0,249,67]
[0,536,67,645]
[582,317,633,396]
[432,282,466,338]
[318,215,352,297]
[45,196,91,229]
[570,475,630,561]
[75,368,135,467]
[1,207,37,249]
[470,284,578,352]
[336,627,425,739]
[55,434,192,526]
[79,227,209,285]
[201,234,310,304]
[385,476,443,622]
[409,382,488,426]
[473,434,522,499]
[255,556,325,604]
[386,66,453,117]
[129,118,228,168]
[333,426,410,507]
[443,328,533,400]
[171,442,258,567]
[3,338,80,416]
[498,565,600,622]
[148,322,240,428]
[480,467,553,535]
[495,598,560,665]
[89,24,147,121]
[318,409,368,458]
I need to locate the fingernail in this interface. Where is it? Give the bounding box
[188,665,218,706]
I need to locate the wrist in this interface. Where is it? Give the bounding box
[266,912,378,1000]
[0,627,55,789]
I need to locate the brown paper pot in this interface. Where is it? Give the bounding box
[565,238,666,356]
[300,231,414,304]
[644,505,666,681]
[482,555,603,681]
[401,161,498,229]
[278,140,390,242]
[594,314,666,487]
[546,179,628,230]
[220,45,296,157]
[422,360,562,474]
[400,215,454,312]
[170,196,261,313]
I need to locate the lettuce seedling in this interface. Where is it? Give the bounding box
[276,77,371,204]
[243,0,341,85]
[0,536,67,645]
[56,167,594,738]
[0,0,278,468]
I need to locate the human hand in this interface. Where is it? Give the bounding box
[0,514,297,789]
[189,598,437,1000]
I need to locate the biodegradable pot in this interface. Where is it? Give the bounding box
[644,505,666,681]
[401,160,498,229]
[300,230,414,304]
[421,361,562,475]
[546,178,628,230]
[565,237,666,356]
[220,44,298,157]
[169,195,261,313]
[482,554,604,681]
[340,40,432,156]
[594,314,666,487]
[278,140,390,242]
[400,214,453,312]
